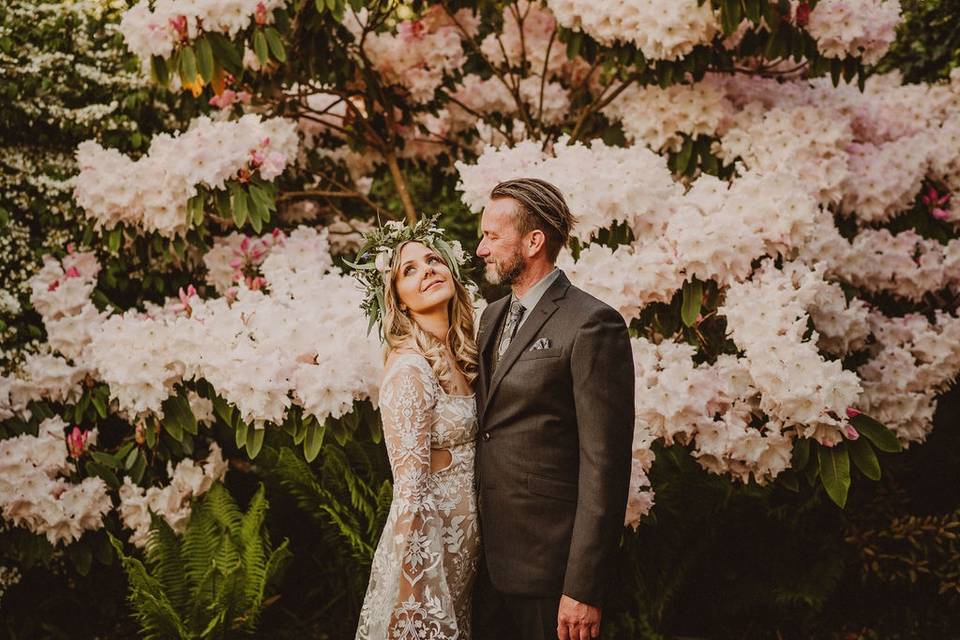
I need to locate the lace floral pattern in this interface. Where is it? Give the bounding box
[356,354,479,640]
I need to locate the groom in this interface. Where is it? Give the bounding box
[472,178,635,640]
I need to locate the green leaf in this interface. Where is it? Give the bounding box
[675,136,694,175]
[130,453,147,484]
[849,436,881,481]
[90,451,119,469]
[830,57,842,87]
[125,446,139,471]
[107,227,122,253]
[744,0,762,25]
[264,27,287,62]
[91,393,107,419]
[818,443,851,508]
[247,427,265,459]
[83,460,114,490]
[164,415,183,442]
[178,45,198,86]
[236,417,249,450]
[253,30,269,65]
[145,421,157,448]
[195,37,215,83]
[849,413,902,452]
[566,31,582,60]
[303,422,325,462]
[791,436,810,470]
[150,55,169,86]
[68,543,94,577]
[207,32,243,75]
[680,279,703,327]
[215,188,231,218]
[249,197,264,233]
[721,0,742,35]
[230,184,249,227]
[367,415,382,445]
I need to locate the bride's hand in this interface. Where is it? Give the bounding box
[557,594,601,640]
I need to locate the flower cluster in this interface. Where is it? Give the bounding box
[719,260,864,446]
[74,115,298,237]
[546,0,720,61]
[120,0,287,62]
[0,416,111,545]
[858,311,960,444]
[806,0,902,64]
[603,79,734,152]
[117,442,228,547]
[345,7,473,103]
[79,226,381,426]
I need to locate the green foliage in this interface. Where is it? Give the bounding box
[110,482,291,639]
[875,0,960,82]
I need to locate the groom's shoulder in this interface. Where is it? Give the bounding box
[561,282,626,326]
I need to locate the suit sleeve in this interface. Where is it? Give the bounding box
[562,305,635,606]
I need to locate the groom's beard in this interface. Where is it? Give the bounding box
[484,248,525,286]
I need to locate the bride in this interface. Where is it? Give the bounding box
[353,219,480,639]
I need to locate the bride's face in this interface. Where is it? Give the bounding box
[394,242,456,315]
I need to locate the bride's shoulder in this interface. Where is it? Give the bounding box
[383,350,432,379]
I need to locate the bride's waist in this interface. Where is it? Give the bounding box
[430,442,474,474]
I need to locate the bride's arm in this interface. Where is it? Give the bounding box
[379,361,444,630]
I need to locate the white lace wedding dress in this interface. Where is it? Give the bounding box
[356,353,480,640]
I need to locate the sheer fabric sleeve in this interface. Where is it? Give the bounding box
[379,357,459,639]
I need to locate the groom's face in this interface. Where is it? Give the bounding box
[477,197,526,286]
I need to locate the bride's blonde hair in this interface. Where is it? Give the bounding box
[382,241,478,390]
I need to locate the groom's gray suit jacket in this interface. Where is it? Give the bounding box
[475,270,634,607]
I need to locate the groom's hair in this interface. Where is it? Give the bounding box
[490,178,577,263]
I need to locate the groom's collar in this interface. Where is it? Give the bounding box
[510,267,561,314]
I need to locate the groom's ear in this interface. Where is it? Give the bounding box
[524,229,547,258]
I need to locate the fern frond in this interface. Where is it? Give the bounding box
[109,533,189,640]
[182,495,220,589]
[204,481,243,532]
[145,511,189,613]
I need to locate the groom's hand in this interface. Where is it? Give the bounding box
[557,594,601,640]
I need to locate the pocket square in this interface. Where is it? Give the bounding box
[530,337,551,350]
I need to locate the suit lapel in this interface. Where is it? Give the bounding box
[482,272,570,418]
[477,296,509,402]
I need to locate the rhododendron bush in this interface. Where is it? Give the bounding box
[3,0,960,636]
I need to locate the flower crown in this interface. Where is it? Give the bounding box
[345,214,467,338]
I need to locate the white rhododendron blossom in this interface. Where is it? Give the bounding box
[81,227,380,426]
[546,0,720,61]
[717,103,854,206]
[345,7,473,103]
[0,417,111,545]
[118,442,229,547]
[719,260,863,446]
[120,0,288,62]
[74,115,298,237]
[806,0,902,64]
[858,311,960,444]
[603,78,734,152]
[630,339,794,484]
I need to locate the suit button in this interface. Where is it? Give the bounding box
[482,431,491,441]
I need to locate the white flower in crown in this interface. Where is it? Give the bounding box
[374,248,392,273]
[449,240,466,265]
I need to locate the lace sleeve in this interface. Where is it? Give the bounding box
[379,356,459,638]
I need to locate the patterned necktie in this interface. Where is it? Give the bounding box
[496,300,526,364]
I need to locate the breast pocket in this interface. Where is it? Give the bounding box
[517,347,562,361]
